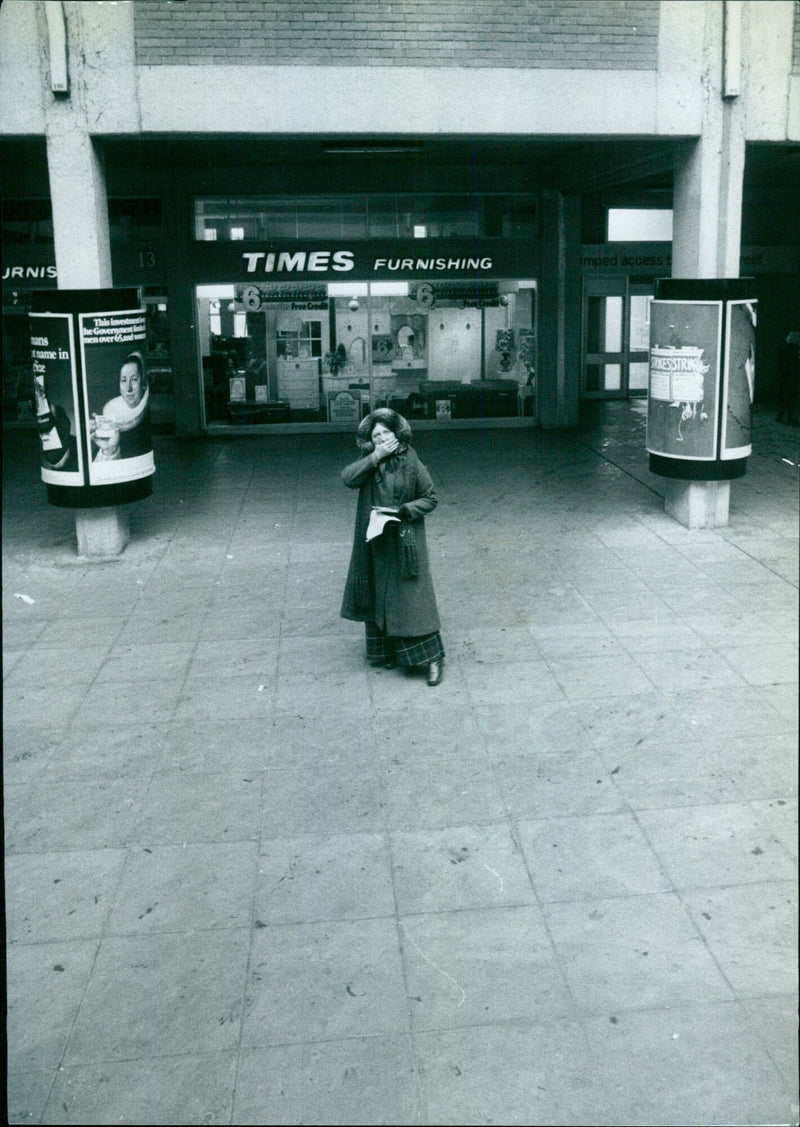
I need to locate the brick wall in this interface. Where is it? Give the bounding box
[134,0,659,69]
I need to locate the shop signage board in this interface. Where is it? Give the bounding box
[581,244,799,276]
[328,390,361,422]
[7,264,58,284]
[3,244,165,292]
[646,300,722,460]
[187,239,538,283]
[582,243,673,275]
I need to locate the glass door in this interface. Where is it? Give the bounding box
[627,283,653,396]
[582,278,626,398]
[582,278,654,399]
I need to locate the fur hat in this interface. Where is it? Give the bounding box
[355,408,413,453]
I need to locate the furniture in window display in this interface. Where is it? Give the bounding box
[276,357,320,411]
[475,379,519,416]
[227,399,291,424]
[411,379,521,419]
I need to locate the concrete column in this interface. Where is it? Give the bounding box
[46,129,112,289]
[539,191,581,429]
[39,3,113,288]
[38,1,127,554]
[75,507,130,558]
[672,3,747,279]
[666,0,747,528]
[163,187,203,436]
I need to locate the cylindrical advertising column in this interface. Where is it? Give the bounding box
[647,278,756,482]
[29,289,155,509]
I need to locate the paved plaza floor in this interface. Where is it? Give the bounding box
[3,402,798,1126]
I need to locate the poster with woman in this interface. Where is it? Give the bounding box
[79,309,155,485]
[29,312,85,486]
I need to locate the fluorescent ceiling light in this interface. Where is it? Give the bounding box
[328,282,368,296]
[370,282,409,296]
[196,285,235,299]
[322,141,423,155]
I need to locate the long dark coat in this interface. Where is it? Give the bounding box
[340,446,441,637]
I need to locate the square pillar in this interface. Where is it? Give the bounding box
[671,3,746,280]
[663,480,731,529]
[45,129,112,290]
[75,507,130,558]
[538,191,581,429]
[660,1,747,531]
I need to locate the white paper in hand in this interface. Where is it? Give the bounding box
[366,507,400,542]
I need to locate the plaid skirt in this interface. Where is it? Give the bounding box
[365,621,445,667]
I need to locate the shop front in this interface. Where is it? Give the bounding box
[190,239,539,431]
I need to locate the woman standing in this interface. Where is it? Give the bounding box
[341,408,444,686]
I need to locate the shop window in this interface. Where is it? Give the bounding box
[108,198,163,245]
[141,286,174,429]
[296,200,368,240]
[396,197,479,239]
[3,309,36,422]
[1,199,54,244]
[2,198,161,247]
[501,199,539,239]
[277,320,322,359]
[196,279,537,429]
[194,194,538,241]
[367,199,399,238]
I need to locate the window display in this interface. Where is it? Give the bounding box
[194,194,538,242]
[197,279,537,428]
[141,288,174,428]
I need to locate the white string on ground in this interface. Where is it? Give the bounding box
[399,921,466,1007]
[484,862,504,892]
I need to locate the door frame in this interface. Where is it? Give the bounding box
[581,276,652,400]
